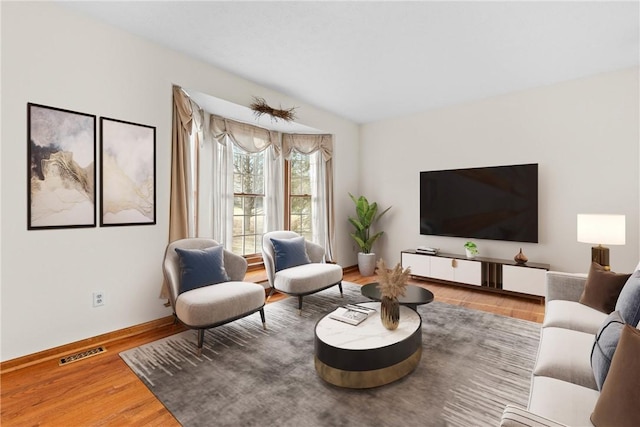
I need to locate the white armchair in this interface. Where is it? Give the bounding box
[163,238,266,355]
[262,231,343,314]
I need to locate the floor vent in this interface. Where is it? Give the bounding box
[59,346,106,366]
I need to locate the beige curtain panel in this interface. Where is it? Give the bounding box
[163,85,195,299]
[169,86,194,243]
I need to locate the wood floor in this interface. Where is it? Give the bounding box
[1,270,544,426]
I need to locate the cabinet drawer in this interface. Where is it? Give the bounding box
[502,265,546,296]
[453,259,482,286]
[401,253,430,277]
[430,256,454,281]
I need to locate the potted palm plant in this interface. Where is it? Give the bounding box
[348,193,391,276]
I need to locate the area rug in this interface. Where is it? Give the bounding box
[120,283,540,427]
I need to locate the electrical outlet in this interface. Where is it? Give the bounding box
[93,291,105,307]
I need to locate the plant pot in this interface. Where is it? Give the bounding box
[380,296,400,330]
[465,248,476,259]
[357,252,377,276]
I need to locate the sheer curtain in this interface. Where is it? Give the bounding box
[207,115,283,246]
[282,133,335,261]
[186,100,204,237]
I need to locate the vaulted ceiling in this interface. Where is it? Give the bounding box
[62,1,639,124]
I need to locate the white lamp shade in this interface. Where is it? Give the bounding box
[577,214,626,245]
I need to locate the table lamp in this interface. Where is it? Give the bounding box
[577,214,626,271]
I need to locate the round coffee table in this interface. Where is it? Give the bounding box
[361,283,434,310]
[314,302,422,389]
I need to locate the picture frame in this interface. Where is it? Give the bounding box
[27,103,97,230]
[100,117,156,227]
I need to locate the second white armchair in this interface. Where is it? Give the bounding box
[262,231,343,314]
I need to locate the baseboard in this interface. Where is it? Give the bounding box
[343,265,359,274]
[0,315,177,374]
[1,265,358,374]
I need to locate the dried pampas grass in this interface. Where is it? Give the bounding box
[250,97,297,122]
[375,259,411,299]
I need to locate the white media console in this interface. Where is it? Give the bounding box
[401,249,550,299]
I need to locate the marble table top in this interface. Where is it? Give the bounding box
[315,302,421,350]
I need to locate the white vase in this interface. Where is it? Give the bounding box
[358,252,377,276]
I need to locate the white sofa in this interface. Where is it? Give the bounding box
[501,269,636,427]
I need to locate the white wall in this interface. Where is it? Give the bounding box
[360,68,639,274]
[0,2,360,361]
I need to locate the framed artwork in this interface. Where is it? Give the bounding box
[100,117,156,226]
[27,103,97,230]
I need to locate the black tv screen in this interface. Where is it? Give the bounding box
[420,164,538,243]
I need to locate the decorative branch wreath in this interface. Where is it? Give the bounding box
[250,96,297,122]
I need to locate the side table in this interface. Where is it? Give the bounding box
[361,282,434,311]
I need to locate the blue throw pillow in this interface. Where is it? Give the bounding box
[270,236,311,272]
[175,245,230,294]
[591,310,625,391]
[614,270,640,326]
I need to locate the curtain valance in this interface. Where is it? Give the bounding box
[209,114,280,156]
[282,133,333,161]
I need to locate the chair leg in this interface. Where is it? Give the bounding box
[266,287,276,302]
[297,296,303,316]
[339,282,343,297]
[260,308,267,330]
[196,329,204,357]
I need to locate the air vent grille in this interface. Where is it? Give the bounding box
[59,346,106,366]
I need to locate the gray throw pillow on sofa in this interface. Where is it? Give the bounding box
[614,270,640,326]
[591,310,625,391]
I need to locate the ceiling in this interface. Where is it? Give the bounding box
[61,1,639,125]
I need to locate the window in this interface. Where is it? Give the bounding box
[286,151,313,241]
[232,145,265,256]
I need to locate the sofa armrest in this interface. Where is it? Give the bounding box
[545,271,588,303]
[501,405,569,427]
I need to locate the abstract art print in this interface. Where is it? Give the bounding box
[100,117,156,226]
[28,103,96,230]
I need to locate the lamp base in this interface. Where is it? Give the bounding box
[591,245,610,271]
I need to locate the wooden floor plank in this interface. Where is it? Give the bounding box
[1,269,544,426]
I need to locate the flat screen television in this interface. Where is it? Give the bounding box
[420,164,538,243]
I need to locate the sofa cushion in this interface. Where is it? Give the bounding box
[590,311,625,391]
[543,300,607,335]
[528,376,599,427]
[500,405,568,427]
[614,269,640,326]
[533,327,597,390]
[579,262,630,314]
[175,245,230,293]
[591,324,640,427]
[270,236,311,272]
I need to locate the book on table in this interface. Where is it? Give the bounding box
[329,304,377,326]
